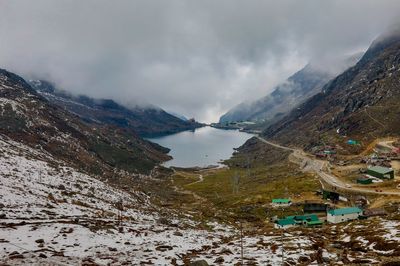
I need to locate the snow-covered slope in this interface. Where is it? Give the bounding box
[0,134,320,265]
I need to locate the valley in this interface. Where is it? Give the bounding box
[2,4,400,265]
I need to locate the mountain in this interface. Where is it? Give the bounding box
[29,80,202,137]
[262,28,400,153]
[219,53,362,125]
[0,68,170,174]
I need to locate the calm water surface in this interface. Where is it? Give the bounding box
[148,126,254,168]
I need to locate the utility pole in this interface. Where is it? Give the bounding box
[247,155,250,178]
[281,229,284,266]
[240,220,244,265]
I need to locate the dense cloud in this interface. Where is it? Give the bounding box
[1,0,400,122]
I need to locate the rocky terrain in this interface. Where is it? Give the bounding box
[0,68,170,174]
[29,80,203,137]
[263,28,400,153]
[219,53,362,126]
[2,134,400,265]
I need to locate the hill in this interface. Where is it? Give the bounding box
[29,80,203,137]
[262,28,400,153]
[0,68,170,174]
[219,53,362,126]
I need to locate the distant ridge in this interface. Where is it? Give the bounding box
[29,80,203,137]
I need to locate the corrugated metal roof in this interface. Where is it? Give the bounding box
[276,218,295,226]
[328,207,362,216]
[272,198,291,203]
[368,166,393,174]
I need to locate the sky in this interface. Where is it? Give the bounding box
[1,0,400,123]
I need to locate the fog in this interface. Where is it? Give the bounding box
[1,0,399,122]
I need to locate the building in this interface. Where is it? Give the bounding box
[362,208,387,218]
[357,176,373,184]
[322,190,340,202]
[327,207,362,224]
[275,214,323,229]
[367,166,394,179]
[275,218,296,229]
[271,198,291,207]
[303,202,328,213]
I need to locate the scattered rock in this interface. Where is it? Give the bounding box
[214,256,224,263]
[155,245,173,251]
[9,252,24,259]
[38,253,47,258]
[190,260,209,266]
[108,247,117,252]
[157,217,170,225]
[60,227,74,234]
[35,239,44,244]
[173,231,183,236]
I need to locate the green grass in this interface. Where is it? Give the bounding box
[173,163,319,223]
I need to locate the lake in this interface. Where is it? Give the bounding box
[147,126,254,168]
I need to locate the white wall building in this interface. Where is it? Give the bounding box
[327,207,362,224]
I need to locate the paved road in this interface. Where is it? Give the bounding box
[256,136,400,196]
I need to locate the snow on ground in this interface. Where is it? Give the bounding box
[0,134,322,265]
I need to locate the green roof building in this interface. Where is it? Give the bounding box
[327,207,362,224]
[271,198,291,207]
[367,166,394,179]
[275,218,296,228]
[357,177,373,184]
[275,214,323,228]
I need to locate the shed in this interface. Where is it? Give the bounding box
[275,214,322,228]
[275,218,296,229]
[322,190,340,202]
[362,208,387,217]
[303,202,328,213]
[357,176,373,185]
[367,166,394,179]
[306,220,324,227]
[327,207,362,224]
[271,198,291,207]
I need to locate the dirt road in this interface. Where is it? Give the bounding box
[256,136,400,196]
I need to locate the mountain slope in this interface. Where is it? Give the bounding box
[220,54,362,125]
[29,80,202,137]
[262,29,400,153]
[0,68,170,174]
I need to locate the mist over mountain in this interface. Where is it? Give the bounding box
[29,80,202,137]
[2,1,400,122]
[262,27,400,152]
[220,52,363,124]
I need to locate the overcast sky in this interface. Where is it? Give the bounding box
[1,0,400,122]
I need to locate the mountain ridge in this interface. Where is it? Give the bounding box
[0,68,170,174]
[29,80,203,137]
[219,53,362,125]
[261,29,400,153]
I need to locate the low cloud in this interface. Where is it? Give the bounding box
[1,0,399,122]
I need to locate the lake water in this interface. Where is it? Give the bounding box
[147,126,254,168]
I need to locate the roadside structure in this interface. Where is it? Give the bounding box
[327,207,362,224]
[303,201,328,213]
[357,176,373,185]
[271,198,291,207]
[362,208,387,218]
[322,190,340,202]
[367,166,394,179]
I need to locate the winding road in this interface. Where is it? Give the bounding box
[255,136,400,196]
